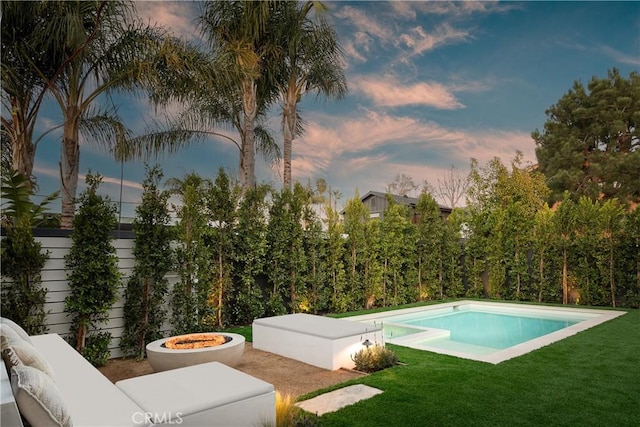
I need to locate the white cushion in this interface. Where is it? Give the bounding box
[11,365,72,427]
[30,334,146,427]
[1,334,55,379]
[1,318,33,344]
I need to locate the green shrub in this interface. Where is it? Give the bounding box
[351,344,399,373]
[121,165,174,359]
[79,331,112,367]
[64,173,120,359]
[1,170,57,334]
[262,392,320,427]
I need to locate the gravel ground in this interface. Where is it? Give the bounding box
[98,343,365,399]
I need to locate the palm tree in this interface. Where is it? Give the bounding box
[35,1,204,228]
[198,0,282,189]
[1,1,61,184]
[277,1,347,190]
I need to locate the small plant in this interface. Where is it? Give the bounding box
[351,344,399,373]
[262,391,319,427]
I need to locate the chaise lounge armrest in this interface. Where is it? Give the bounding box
[30,334,147,427]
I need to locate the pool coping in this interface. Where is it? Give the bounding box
[346,300,626,364]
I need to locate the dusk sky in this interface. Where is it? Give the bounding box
[30,1,640,219]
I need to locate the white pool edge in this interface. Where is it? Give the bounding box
[346,300,627,364]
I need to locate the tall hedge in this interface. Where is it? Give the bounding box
[121,165,174,359]
[64,173,120,365]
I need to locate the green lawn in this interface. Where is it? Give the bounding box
[311,306,640,426]
[230,303,639,427]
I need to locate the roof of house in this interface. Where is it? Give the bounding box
[360,191,452,214]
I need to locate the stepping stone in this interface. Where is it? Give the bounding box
[296,384,383,416]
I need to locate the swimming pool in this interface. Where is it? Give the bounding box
[348,301,626,364]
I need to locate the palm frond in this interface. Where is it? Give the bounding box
[78,106,132,159]
[1,169,59,227]
[254,125,280,165]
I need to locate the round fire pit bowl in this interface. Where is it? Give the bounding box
[146,332,245,372]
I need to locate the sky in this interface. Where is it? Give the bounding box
[29,1,640,219]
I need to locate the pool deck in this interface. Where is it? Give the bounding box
[346,300,626,364]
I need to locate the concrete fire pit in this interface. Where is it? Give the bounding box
[146,332,245,372]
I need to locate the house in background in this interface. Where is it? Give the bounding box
[351,191,453,221]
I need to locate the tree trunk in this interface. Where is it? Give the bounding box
[383,258,387,306]
[240,79,257,189]
[538,252,544,302]
[562,248,568,305]
[609,246,616,308]
[60,106,81,229]
[351,244,356,283]
[282,88,297,190]
[290,268,296,313]
[10,98,36,181]
[481,264,490,298]
[139,278,150,359]
[76,321,86,353]
[439,255,444,299]
[513,244,520,299]
[311,257,317,313]
[417,256,422,301]
[218,251,223,327]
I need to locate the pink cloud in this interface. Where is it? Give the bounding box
[136,2,200,40]
[400,24,470,57]
[352,77,464,109]
[286,110,536,205]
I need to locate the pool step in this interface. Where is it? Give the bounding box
[388,327,450,345]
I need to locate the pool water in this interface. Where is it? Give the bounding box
[348,301,625,364]
[391,310,577,349]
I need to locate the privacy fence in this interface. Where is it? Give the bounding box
[30,231,178,358]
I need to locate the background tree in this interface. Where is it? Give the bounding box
[362,217,384,309]
[387,173,418,196]
[36,0,204,228]
[532,205,559,302]
[231,184,270,324]
[466,153,549,299]
[380,201,415,305]
[168,173,211,334]
[324,200,348,312]
[205,168,239,328]
[440,208,464,298]
[198,0,281,189]
[598,199,625,307]
[414,192,445,300]
[265,184,310,314]
[121,165,174,359]
[277,1,347,190]
[0,1,61,183]
[343,191,369,310]
[533,68,640,204]
[620,208,640,307]
[301,197,327,313]
[572,197,605,305]
[1,131,11,178]
[64,173,119,365]
[553,192,577,305]
[424,164,470,208]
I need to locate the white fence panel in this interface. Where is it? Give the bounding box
[2,234,178,359]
